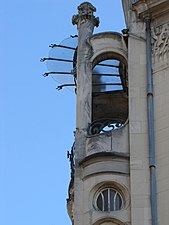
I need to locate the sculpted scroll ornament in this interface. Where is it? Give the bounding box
[152,23,169,59]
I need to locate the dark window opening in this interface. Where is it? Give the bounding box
[89,57,128,135]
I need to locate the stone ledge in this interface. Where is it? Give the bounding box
[79,152,130,166]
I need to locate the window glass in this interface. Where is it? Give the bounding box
[103,189,108,211]
[92,59,127,93]
[97,192,103,211]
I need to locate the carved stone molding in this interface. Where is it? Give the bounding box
[132,0,169,19]
[152,23,169,60]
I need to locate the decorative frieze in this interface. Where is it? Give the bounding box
[152,23,169,59]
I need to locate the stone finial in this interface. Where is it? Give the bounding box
[72,2,99,27]
[78,2,96,16]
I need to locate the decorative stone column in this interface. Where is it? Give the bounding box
[72,2,99,132]
[72,4,99,225]
[72,2,99,160]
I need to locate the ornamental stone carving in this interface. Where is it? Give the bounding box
[152,23,169,59]
[72,2,99,62]
[72,2,99,28]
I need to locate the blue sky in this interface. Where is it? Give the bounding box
[0,1,125,225]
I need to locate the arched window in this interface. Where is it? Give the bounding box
[89,55,128,135]
[95,187,123,212]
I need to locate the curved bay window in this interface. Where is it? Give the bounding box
[95,187,123,212]
[89,55,128,135]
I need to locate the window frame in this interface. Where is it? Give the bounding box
[94,187,124,212]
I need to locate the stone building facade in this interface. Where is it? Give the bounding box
[67,1,169,225]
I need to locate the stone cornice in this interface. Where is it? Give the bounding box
[79,152,130,167]
[132,0,169,19]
